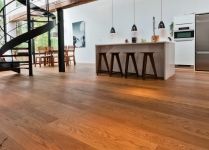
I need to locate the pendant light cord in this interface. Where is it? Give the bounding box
[112,0,114,27]
[161,0,163,21]
[134,0,136,24]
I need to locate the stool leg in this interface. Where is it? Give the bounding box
[51,56,54,67]
[116,54,123,76]
[97,54,102,75]
[149,54,158,79]
[103,54,110,73]
[142,54,148,80]
[109,54,114,77]
[125,54,129,78]
[39,57,42,67]
[131,54,139,77]
[35,58,37,67]
[74,55,76,66]
[66,57,69,66]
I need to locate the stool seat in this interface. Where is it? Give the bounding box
[109,52,123,77]
[124,52,139,78]
[141,52,158,79]
[97,52,110,75]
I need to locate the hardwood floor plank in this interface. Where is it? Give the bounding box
[0,131,25,150]
[37,96,208,150]
[0,110,95,150]
[0,64,209,150]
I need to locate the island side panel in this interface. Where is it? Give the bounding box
[136,44,165,78]
[96,43,172,79]
[96,45,99,73]
[164,43,175,80]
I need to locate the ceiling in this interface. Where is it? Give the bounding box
[9,0,96,21]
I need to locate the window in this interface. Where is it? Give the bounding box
[16,12,58,51]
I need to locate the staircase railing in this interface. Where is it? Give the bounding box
[0,0,56,76]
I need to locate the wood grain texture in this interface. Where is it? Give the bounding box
[0,64,209,150]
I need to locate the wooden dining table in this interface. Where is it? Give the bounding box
[50,49,74,66]
[35,50,56,67]
[35,48,74,67]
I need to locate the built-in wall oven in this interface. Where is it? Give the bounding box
[174,15,195,66]
[174,28,194,40]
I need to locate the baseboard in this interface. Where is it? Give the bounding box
[175,65,194,69]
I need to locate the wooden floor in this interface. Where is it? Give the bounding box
[0,64,209,150]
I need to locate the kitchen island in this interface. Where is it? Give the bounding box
[96,42,175,80]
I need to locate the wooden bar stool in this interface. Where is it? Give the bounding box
[109,52,123,77]
[97,52,110,75]
[141,52,158,79]
[125,52,139,78]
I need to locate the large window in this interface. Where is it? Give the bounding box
[0,0,3,9]
[16,21,28,48]
[16,15,58,51]
[0,0,4,46]
[33,20,50,50]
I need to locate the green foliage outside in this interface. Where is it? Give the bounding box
[0,0,4,46]
[0,0,58,51]
[0,0,3,9]
[16,15,58,51]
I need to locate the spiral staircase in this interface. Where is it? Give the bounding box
[0,0,56,76]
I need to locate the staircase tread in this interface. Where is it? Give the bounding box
[29,20,49,22]
[12,48,29,50]
[15,67,29,69]
[2,54,29,57]
[0,61,29,63]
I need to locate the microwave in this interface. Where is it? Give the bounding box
[174,30,195,40]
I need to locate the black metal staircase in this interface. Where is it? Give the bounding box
[0,0,56,76]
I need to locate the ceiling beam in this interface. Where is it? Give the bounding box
[9,0,96,22]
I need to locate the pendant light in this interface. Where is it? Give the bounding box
[110,0,116,34]
[158,0,165,29]
[131,0,137,32]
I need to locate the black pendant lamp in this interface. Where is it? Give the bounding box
[158,0,165,29]
[110,0,116,34]
[131,0,137,31]
[110,27,116,33]
[132,24,137,32]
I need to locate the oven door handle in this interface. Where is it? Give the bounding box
[196,51,209,54]
[174,39,194,42]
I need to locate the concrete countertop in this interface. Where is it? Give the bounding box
[96,42,174,47]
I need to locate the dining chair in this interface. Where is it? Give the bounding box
[66,45,76,66]
[46,47,54,67]
[35,47,47,67]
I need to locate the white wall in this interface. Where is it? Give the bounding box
[64,0,209,64]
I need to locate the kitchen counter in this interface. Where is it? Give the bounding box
[96,42,175,80]
[96,41,173,46]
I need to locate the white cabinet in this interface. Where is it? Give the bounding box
[174,15,195,66]
[175,40,195,65]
